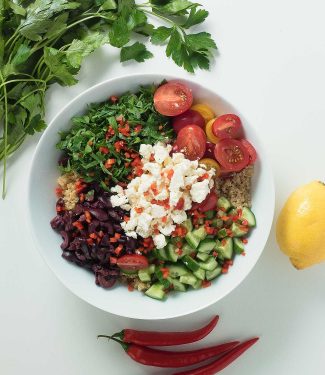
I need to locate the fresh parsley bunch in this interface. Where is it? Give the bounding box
[0,0,216,197]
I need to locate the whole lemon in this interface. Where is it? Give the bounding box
[276,181,325,269]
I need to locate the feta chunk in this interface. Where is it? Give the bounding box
[153,234,167,249]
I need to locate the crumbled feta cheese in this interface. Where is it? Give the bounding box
[153,234,167,249]
[191,180,211,203]
[110,142,215,240]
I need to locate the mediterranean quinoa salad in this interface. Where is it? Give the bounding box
[50,81,257,300]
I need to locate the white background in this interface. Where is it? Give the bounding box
[1,0,325,374]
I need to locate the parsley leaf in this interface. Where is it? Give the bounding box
[66,32,110,68]
[186,32,217,51]
[120,42,153,62]
[109,17,130,47]
[154,0,196,15]
[43,47,77,86]
[151,26,172,45]
[182,6,209,28]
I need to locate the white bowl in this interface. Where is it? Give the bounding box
[28,73,274,320]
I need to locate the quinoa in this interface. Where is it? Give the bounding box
[120,275,150,292]
[57,172,79,210]
[215,165,254,208]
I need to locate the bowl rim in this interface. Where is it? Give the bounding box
[27,72,275,320]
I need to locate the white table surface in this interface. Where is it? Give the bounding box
[1,0,325,374]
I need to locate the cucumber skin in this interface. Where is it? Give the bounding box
[145,283,165,300]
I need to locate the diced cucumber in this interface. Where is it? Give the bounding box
[121,269,137,276]
[157,247,169,261]
[181,219,193,232]
[217,228,227,239]
[192,279,202,289]
[185,231,200,249]
[217,197,232,211]
[167,277,187,292]
[206,266,222,280]
[180,274,198,287]
[170,236,183,245]
[198,239,216,253]
[148,264,156,274]
[241,207,256,227]
[180,243,195,258]
[193,268,206,280]
[233,238,245,254]
[145,283,165,300]
[205,210,215,219]
[198,257,218,271]
[167,263,189,278]
[231,222,249,237]
[192,226,207,241]
[216,237,233,259]
[167,243,179,263]
[182,255,200,272]
[138,268,152,282]
[196,252,210,261]
[211,218,223,228]
[155,269,171,289]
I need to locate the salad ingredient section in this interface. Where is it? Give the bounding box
[98,316,259,372]
[276,181,325,269]
[51,81,258,300]
[0,0,217,197]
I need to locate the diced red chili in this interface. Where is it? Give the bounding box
[99,146,109,154]
[175,197,185,210]
[149,154,155,162]
[134,125,142,133]
[109,95,119,103]
[84,210,92,223]
[242,238,248,244]
[176,248,183,256]
[124,215,130,222]
[198,173,209,182]
[110,256,117,264]
[114,140,125,152]
[162,216,167,223]
[202,280,212,288]
[104,158,116,169]
[166,169,174,180]
[160,268,170,279]
[135,207,144,214]
[89,233,97,239]
[55,187,63,197]
[72,221,84,230]
[128,284,134,292]
[115,244,123,256]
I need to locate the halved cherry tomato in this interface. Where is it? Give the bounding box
[176,125,206,160]
[204,142,215,159]
[191,104,215,123]
[192,191,218,212]
[172,110,205,133]
[240,139,257,164]
[199,158,221,176]
[116,254,149,271]
[205,118,219,144]
[214,139,249,172]
[212,114,244,140]
[154,82,193,116]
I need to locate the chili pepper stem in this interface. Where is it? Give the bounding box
[97,335,128,351]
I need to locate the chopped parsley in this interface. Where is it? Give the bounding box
[57,84,174,189]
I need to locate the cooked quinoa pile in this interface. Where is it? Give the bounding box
[57,172,79,210]
[215,165,254,208]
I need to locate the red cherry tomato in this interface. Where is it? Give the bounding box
[176,125,207,160]
[172,109,205,133]
[116,254,149,271]
[240,139,257,165]
[212,114,244,140]
[192,191,218,212]
[204,142,216,159]
[214,139,249,172]
[154,82,193,116]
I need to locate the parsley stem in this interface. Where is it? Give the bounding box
[0,71,8,198]
[140,9,175,26]
[0,78,46,90]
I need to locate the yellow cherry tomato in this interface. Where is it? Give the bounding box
[205,118,219,144]
[199,158,221,176]
[191,104,215,123]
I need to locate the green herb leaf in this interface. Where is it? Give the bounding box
[19,0,80,41]
[109,17,130,47]
[156,0,196,15]
[99,0,117,11]
[127,9,147,30]
[186,32,217,51]
[120,42,153,62]
[66,32,110,68]
[43,47,77,86]
[166,28,182,57]
[8,1,26,17]
[151,26,172,45]
[182,6,208,28]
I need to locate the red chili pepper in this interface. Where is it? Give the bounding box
[173,338,259,375]
[111,316,219,346]
[99,146,109,154]
[98,336,238,368]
